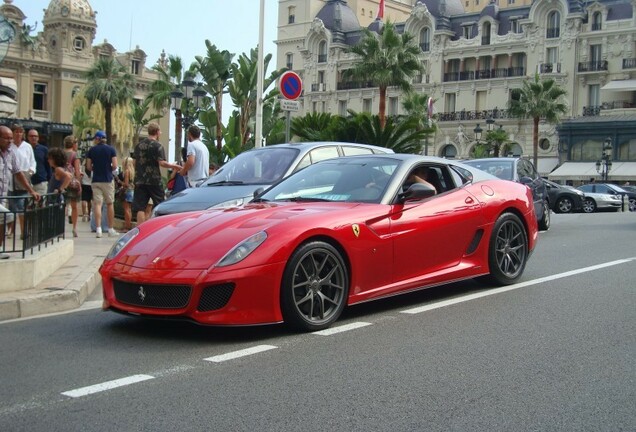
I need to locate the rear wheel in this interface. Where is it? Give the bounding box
[281,241,349,331]
[582,198,596,213]
[481,213,528,286]
[629,198,636,212]
[538,200,550,231]
[556,196,574,213]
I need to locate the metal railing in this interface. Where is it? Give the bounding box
[1,193,67,259]
[444,67,525,82]
[437,108,511,122]
[577,60,608,72]
[622,58,636,69]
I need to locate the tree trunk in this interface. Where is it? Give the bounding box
[379,86,387,129]
[215,93,223,151]
[105,104,113,147]
[533,117,539,168]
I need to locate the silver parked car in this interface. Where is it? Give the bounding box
[576,184,622,213]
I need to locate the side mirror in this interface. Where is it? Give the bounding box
[519,176,534,185]
[398,183,436,203]
[253,187,265,199]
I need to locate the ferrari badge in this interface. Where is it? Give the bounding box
[352,224,360,238]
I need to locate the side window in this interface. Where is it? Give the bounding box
[578,184,593,193]
[294,154,312,172]
[595,185,611,194]
[342,146,374,156]
[308,146,339,164]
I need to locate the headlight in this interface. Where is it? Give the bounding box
[209,197,246,209]
[216,231,267,267]
[106,227,140,260]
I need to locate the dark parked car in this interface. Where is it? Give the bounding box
[463,157,550,230]
[152,142,393,217]
[543,179,585,213]
[577,183,636,212]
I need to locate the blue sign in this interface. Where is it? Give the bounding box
[279,71,303,100]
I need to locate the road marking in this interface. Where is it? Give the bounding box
[401,258,636,315]
[312,321,372,336]
[204,345,278,363]
[61,374,155,398]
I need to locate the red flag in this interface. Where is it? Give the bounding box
[377,0,385,19]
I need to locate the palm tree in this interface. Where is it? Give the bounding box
[345,21,423,128]
[354,113,429,153]
[126,98,163,148]
[71,105,100,141]
[194,41,234,151]
[291,112,339,141]
[148,55,186,159]
[485,127,510,157]
[227,47,286,149]
[83,57,134,144]
[508,73,568,167]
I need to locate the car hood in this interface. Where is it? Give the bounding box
[154,184,269,215]
[115,202,361,271]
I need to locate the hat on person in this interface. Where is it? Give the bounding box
[93,130,107,140]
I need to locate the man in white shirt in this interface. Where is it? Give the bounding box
[179,125,210,187]
[8,123,36,238]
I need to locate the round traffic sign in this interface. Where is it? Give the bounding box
[279,71,303,100]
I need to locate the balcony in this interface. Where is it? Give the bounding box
[582,101,636,117]
[336,81,376,90]
[29,109,51,121]
[481,36,490,46]
[591,23,602,31]
[546,27,560,38]
[623,58,636,69]
[578,60,608,72]
[582,106,601,116]
[412,74,430,84]
[540,63,561,74]
[310,83,326,92]
[438,108,510,122]
[444,67,525,82]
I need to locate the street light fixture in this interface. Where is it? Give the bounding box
[170,79,207,161]
[486,117,495,132]
[473,124,483,143]
[595,137,613,182]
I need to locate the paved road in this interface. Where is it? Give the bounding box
[1,212,635,431]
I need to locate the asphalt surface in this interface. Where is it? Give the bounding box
[1,212,635,431]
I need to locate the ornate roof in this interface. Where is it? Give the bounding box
[43,0,96,24]
[316,0,361,35]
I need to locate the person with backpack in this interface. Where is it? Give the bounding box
[63,135,82,237]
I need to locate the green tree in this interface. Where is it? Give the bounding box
[485,127,510,157]
[83,57,134,144]
[508,74,568,167]
[71,105,100,141]
[227,48,286,149]
[353,112,429,153]
[194,41,234,151]
[126,98,163,146]
[401,92,436,155]
[291,112,340,141]
[345,21,423,128]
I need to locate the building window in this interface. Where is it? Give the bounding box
[419,28,430,52]
[388,97,399,116]
[482,22,491,45]
[508,0,515,4]
[591,12,602,31]
[588,84,600,108]
[288,6,295,24]
[363,98,372,113]
[445,93,456,113]
[510,19,520,34]
[286,53,293,71]
[131,59,140,75]
[546,11,560,38]
[318,70,325,84]
[318,40,327,63]
[539,139,550,151]
[338,100,348,116]
[73,36,86,51]
[442,145,457,158]
[33,82,47,110]
[590,44,602,63]
[312,101,317,113]
[546,46,558,70]
[463,25,473,39]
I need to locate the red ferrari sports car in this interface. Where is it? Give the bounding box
[101,154,538,331]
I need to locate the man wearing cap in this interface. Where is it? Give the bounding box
[86,130,118,238]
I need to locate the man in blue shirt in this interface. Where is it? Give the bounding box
[86,130,118,238]
[27,129,51,195]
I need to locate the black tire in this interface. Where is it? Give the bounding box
[538,200,550,231]
[629,198,636,212]
[556,196,574,213]
[281,241,349,331]
[582,198,596,213]
[480,213,528,286]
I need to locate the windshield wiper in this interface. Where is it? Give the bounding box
[283,197,332,202]
[206,180,245,186]
[251,197,270,203]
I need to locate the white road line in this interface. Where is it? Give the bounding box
[61,374,155,398]
[312,321,372,336]
[401,258,636,315]
[204,345,278,363]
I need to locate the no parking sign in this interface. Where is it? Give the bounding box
[279,71,303,100]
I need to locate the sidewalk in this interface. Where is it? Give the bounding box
[0,217,121,321]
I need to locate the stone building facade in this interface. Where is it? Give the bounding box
[276,0,636,182]
[0,0,169,155]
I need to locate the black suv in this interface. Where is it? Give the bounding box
[463,157,550,230]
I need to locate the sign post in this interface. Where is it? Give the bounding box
[279,71,303,142]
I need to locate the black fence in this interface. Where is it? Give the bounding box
[1,193,67,259]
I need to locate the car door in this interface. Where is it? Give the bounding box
[517,159,545,216]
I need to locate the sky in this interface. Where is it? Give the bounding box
[19,0,279,158]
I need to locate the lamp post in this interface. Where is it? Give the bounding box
[473,123,483,143]
[170,79,207,162]
[79,130,92,159]
[595,137,613,182]
[486,117,495,132]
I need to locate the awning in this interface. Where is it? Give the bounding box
[548,162,636,181]
[537,157,559,176]
[601,79,636,92]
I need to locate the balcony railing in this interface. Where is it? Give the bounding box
[420,42,430,52]
[582,106,601,116]
[622,58,636,69]
[412,74,430,84]
[311,83,326,92]
[546,27,560,38]
[591,23,602,31]
[438,108,511,122]
[540,63,561,73]
[444,67,525,82]
[582,101,636,117]
[578,60,608,72]
[336,81,376,90]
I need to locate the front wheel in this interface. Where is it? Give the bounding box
[480,213,528,286]
[582,198,596,213]
[629,198,636,212]
[538,200,550,231]
[556,196,574,213]
[281,241,349,332]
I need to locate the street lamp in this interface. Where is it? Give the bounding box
[473,124,483,143]
[595,137,613,182]
[170,79,207,162]
[486,117,495,132]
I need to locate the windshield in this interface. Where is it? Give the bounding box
[258,157,400,204]
[463,160,514,181]
[204,147,299,185]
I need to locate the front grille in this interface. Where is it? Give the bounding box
[113,279,192,309]
[197,283,235,312]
